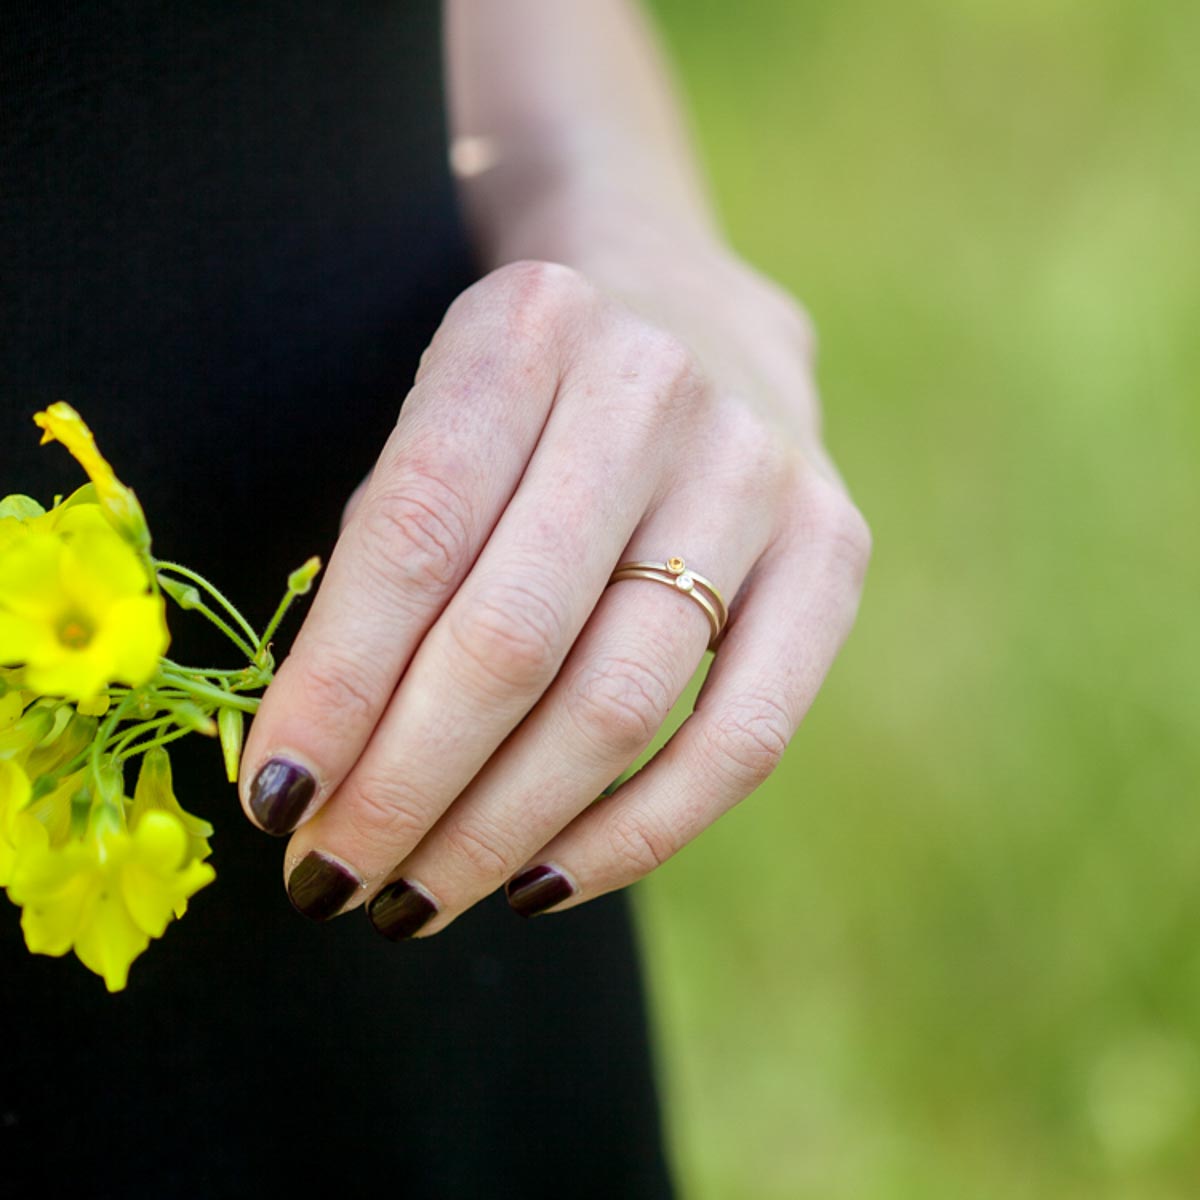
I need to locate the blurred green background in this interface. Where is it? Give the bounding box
[639,1,1200,1195]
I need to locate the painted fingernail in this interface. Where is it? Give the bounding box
[287,851,360,922]
[248,758,316,836]
[506,865,575,918]
[367,879,438,941]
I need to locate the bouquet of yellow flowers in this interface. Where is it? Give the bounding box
[0,404,318,991]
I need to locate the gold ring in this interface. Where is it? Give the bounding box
[608,556,728,650]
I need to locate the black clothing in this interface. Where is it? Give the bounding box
[1,5,673,1196]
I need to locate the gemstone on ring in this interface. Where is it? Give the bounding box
[607,557,729,651]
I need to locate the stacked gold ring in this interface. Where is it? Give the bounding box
[607,556,728,650]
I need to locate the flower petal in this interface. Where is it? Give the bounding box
[91,594,170,686]
[60,525,151,610]
[73,890,150,992]
[12,840,99,957]
[0,611,59,670]
[0,534,68,620]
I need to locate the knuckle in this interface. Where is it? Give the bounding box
[607,808,676,877]
[805,482,873,583]
[702,695,792,789]
[295,642,380,729]
[356,470,472,595]
[624,326,705,417]
[840,503,873,573]
[754,281,818,363]
[437,260,591,360]
[339,774,429,860]
[782,298,819,363]
[440,815,514,878]
[641,327,698,390]
[494,259,592,342]
[449,578,567,695]
[564,654,674,761]
[711,409,792,503]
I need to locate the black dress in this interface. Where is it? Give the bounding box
[0,5,674,1196]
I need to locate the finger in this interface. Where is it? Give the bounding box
[502,483,871,916]
[356,481,774,937]
[239,262,584,835]
[281,325,707,928]
[339,476,370,531]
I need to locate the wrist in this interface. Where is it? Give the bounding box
[455,136,719,278]
[456,152,821,439]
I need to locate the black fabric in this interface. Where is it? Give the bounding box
[0,5,673,1196]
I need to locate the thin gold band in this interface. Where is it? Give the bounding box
[607,556,728,650]
[611,557,729,626]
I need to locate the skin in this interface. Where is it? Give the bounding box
[240,0,871,933]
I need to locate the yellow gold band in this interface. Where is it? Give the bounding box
[607,557,728,650]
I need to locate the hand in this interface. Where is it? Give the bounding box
[239,255,870,935]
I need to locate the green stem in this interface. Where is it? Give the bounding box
[90,693,136,775]
[160,658,261,680]
[154,561,260,649]
[111,715,176,760]
[157,673,261,715]
[117,725,196,762]
[47,746,91,784]
[162,592,258,661]
[256,592,298,664]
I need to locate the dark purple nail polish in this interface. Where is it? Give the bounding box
[287,851,360,922]
[367,879,437,941]
[506,865,574,918]
[248,758,316,836]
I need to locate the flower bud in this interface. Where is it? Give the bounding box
[218,706,244,784]
[33,403,151,553]
[287,555,322,595]
[158,575,202,610]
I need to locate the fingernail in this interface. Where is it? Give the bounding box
[506,865,575,918]
[248,758,316,836]
[287,851,360,922]
[367,879,438,941]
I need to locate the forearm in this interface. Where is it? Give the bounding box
[444,0,721,275]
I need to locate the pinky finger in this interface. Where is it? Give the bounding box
[504,498,870,917]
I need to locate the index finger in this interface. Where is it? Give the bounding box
[239,262,588,834]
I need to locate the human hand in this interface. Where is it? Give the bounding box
[239,255,870,935]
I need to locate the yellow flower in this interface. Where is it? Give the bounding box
[33,404,150,551]
[2,502,133,717]
[8,809,215,992]
[0,488,107,561]
[0,510,168,701]
[0,678,24,730]
[0,703,94,877]
[130,747,213,865]
[0,759,44,887]
[0,703,56,758]
[0,495,50,553]
[24,769,82,848]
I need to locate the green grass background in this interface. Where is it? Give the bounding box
[638,2,1200,1195]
